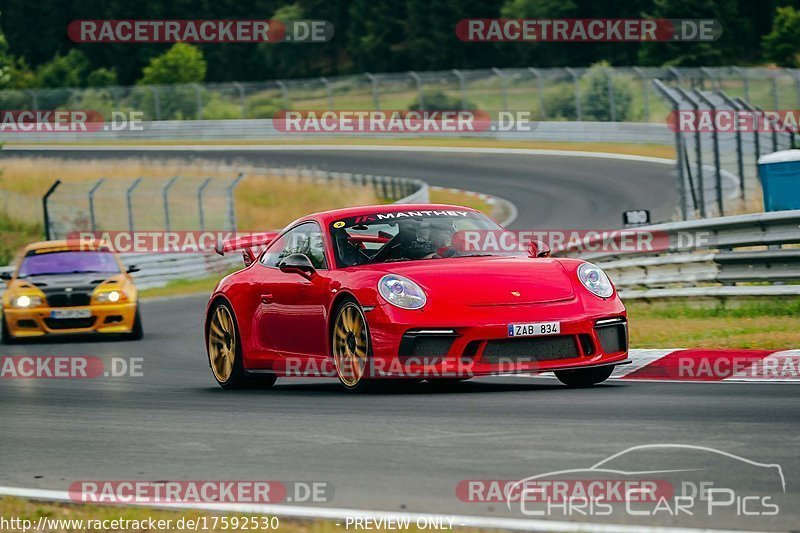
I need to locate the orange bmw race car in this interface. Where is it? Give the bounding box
[1,240,142,343]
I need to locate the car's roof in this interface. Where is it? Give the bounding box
[296,203,479,226]
[21,240,113,254]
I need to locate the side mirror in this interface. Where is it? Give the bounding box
[527,240,551,258]
[279,253,316,279]
[0,271,12,281]
[126,265,140,274]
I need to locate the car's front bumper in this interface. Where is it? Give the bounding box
[364,297,628,379]
[3,302,137,338]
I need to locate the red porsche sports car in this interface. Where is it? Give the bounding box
[205,204,629,392]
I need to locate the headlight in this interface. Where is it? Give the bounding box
[95,290,122,303]
[578,263,614,298]
[12,295,42,308]
[378,274,427,310]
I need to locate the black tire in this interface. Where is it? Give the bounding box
[206,300,248,389]
[126,308,144,340]
[555,365,615,387]
[1,315,14,344]
[331,298,374,393]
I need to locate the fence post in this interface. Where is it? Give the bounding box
[320,77,334,109]
[675,87,706,218]
[692,89,723,216]
[527,68,545,119]
[452,69,468,110]
[564,67,582,121]
[88,178,106,232]
[606,67,617,122]
[409,71,424,110]
[126,177,143,231]
[197,177,213,230]
[492,67,509,112]
[109,86,120,114]
[42,180,62,240]
[700,67,719,92]
[226,173,245,232]
[633,67,649,122]
[150,86,161,120]
[735,98,761,163]
[653,80,688,220]
[365,73,380,110]
[771,74,780,110]
[717,91,746,202]
[276,80,290,109]
[733,66,750,101]
[193,83,204,119]
[668,67,683,86]
[794,71,800,108]
[26,90,39,111]
[232,82,246,118]
[163,176,179,231]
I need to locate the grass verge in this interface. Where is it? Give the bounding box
[138,273,234,300]
[0,496,370,533]
[627,298,800,349]
[0,213,42,265]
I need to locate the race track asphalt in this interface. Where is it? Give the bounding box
[1,148,797,531]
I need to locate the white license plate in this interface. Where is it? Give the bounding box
[50,309,91,319]
[508,321,560,337]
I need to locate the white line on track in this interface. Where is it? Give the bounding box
[0,486,761,533]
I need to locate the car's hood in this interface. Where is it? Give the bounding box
[11,272,123,293]
[378,256,575,305]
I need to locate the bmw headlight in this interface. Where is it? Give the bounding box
[95,290,122,303]
[578,263,614,298]
[12,295,42,308]
[378,274,427,310]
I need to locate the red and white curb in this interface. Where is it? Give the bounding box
[609,349,800,382]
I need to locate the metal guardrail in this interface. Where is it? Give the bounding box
[562,210,800,299]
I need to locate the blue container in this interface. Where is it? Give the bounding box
[757,150,800,211]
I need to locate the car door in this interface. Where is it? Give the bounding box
[256,222,332,370]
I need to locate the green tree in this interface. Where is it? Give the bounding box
[138,43,206,85]
[86,67,118,87]
[35,49,89,88]
[763,6,800,67]
[637,0,738,66]
[0,28,34,89]
[348,0,406,72]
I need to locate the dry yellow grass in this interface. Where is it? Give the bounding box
[0,497,490,533]
[0,157,379,231]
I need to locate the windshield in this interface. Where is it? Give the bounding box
[18,250,121,278]
[329,209,524,267]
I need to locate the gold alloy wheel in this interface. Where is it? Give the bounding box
[332,302,369,387]
[208,305,236,383]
